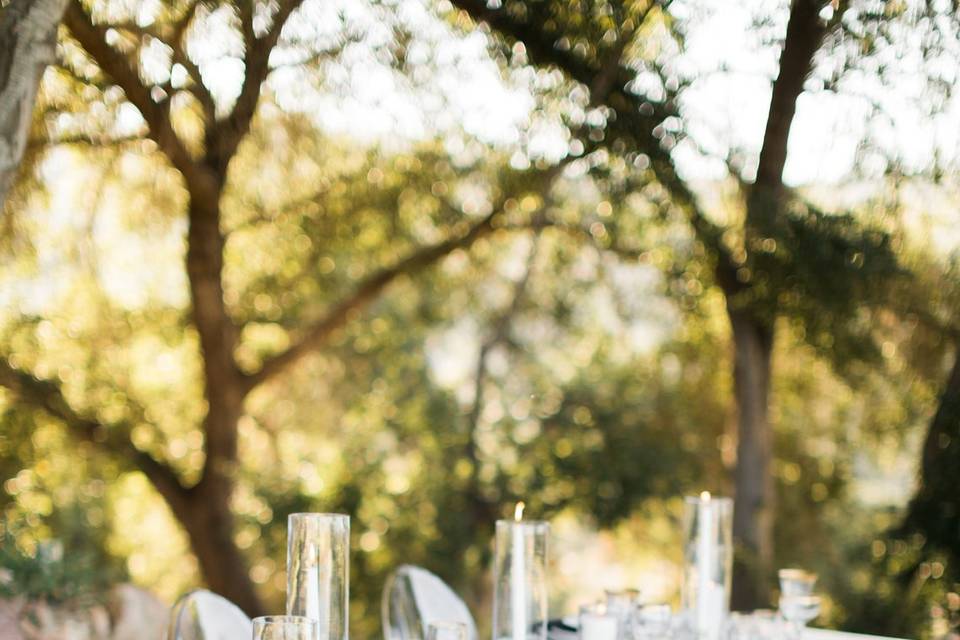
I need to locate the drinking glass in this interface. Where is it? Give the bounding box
[287,513,350,640]
[605,590,639,640]
[252,616,318,640]
[632,603,671,639]
[778,569,817,597]
[427,622,469,640]
[779,595,821,640]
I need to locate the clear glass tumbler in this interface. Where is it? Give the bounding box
[252,616,318,640]
[287,513,350,640]
[604,590,639,640]
[778,569,817,597]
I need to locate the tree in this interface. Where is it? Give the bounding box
[0,0,567,613]
[445,0,934,607]
[0,0,68,211]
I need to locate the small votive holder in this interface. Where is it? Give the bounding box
[579,603,619,640]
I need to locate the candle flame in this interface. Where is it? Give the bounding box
[700,491,711,502]
[514,501,525,522]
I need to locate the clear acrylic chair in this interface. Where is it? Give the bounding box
[382,565,477,640]
[166,589,253,640]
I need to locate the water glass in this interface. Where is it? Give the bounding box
[778,569,817,597]
[632,603,672,639]
[605,590,639,640]
[779,595,821,627]
[427,622,469,640]
[723,611,787,640]
[253,616,318,640]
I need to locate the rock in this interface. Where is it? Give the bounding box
[0,597,26,640]
[108,585,168,640]
[0,584,168,640]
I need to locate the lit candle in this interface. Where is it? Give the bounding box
[697,491,714,637]
[512,502,527,640]
[579,604,618,640]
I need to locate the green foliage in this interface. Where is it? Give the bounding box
[741,196,905,373]
[0,528,122,606]
[0,0,956,638]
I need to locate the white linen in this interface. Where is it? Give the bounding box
[805,630,907,640]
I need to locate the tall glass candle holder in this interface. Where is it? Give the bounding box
[287,513,350,640]
[492,504,549,640]
[681,493,733,640]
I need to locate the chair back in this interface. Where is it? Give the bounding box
[382,565,477,640]
[166,589,253,640]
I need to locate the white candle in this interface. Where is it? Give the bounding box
[579,609,618,640]
[512,502,527,640]
[697,491,715,637]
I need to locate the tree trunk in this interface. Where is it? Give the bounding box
[901,345,960,564]
[729,0,827,609]
[727,307,775,610]
[180,192,264,615]
[178,479,265,616]
[0,0,68,211]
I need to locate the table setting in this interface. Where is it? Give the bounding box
[167,494,906,640]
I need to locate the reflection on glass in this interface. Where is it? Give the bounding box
[426,621,469,640]
[252,616,318,640]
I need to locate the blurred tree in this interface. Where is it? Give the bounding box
[445,0,953,607]
[0,0,566,614]
[0,0,67,210]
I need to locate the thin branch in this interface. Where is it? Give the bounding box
[243,208,500,391]
[212,0,305,171]
[62,0,218,201]
[168,0,216,126]
[27,132,145,150]
[0,358,189,507]
[243,161,569,391]
[463,233,540,521]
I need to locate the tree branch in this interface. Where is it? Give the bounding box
[447,0,740,290]
[463,233,540,524]
[62,0,219,200]
[168,0,216,126]
[0,358,189,509]
[211,0,305,172]
[243,208,500,390]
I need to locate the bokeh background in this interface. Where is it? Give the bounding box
[1,0,959,638]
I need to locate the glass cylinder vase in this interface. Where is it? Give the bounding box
[681,493,733,640]
[492,516,549,640]
[287,513,350,640]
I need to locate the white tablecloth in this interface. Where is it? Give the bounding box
[552,621,906,640]
[806,630,906,640]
